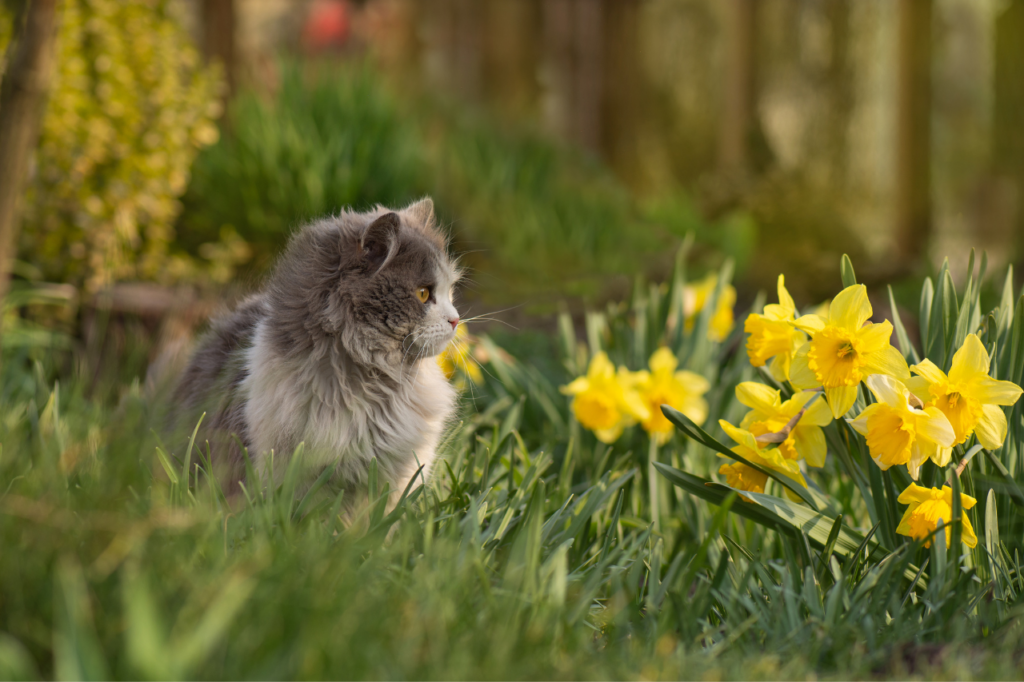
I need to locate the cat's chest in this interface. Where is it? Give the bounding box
[245,350,449,457]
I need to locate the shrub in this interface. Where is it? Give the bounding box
[4,0,224,291]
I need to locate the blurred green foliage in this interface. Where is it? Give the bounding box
[3,0,227,291]
[178,63,423,271]
[180,63,748,302]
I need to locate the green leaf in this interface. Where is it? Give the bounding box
[653,462,796,535]
[738,490,873,557]
[983,449,1024,508]
[840,254,857,288]
[919,277,934,355]
[985,489,1003,599]
[154,447,179,487]
[888,285,920,364]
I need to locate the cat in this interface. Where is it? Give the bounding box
[172,197,461,510]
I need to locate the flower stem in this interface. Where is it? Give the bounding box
[648,437,660,533]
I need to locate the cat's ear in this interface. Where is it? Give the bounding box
[360,212,400,273]
[402,197,435,229]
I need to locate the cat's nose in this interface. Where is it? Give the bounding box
[449,317,459,330]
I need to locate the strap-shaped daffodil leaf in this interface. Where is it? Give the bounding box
[661,405,818,509]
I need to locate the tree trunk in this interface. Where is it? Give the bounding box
[202,0,236,97]
[993,1,1024,261]
[894,0,933,265]
[602,0,642,186]
[718,0,758,179]
[0,0,60,341]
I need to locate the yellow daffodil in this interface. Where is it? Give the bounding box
[718,419,808,501]
[848,375,955,479]
[789,284,910,419]
[735,382,832,467]
[561,352,650,443]
[684,274,736,342]
[908,334,1023,464]
[896,483,977,549]
[744,275,807,382]
[437,325,484,387]
[634,347,710,443]
[718,461,768,500]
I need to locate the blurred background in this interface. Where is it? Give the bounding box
[3,0,1024,375]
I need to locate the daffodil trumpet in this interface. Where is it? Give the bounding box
[848,374,956,479]
[736,383,832,468]
[717,420,815,507]
[789,284,911,419]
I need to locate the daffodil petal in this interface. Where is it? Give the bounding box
[799,392,834,426]
[858,320,894,354]
[906,376,932,404]
[561,377,590,395]
[789,343,818,389]
[649,347,679,375]
[906,445,928,480]
[825,384,858,418]
[930,445,953,468]
[897,482,933,505]
[768,354,791,382]
[588,352,616,380]
[792,314,826,335]
[847,403,884,437]
[948,334,990,385]
[896,508,916,536]
[793,425,826,467]
[864,344,911,382]
[594,425,624,443]
[961,515,978,549]
[830,284,872,330]
[621,388,652,422]
[971,375,1024,406]
[735,381,781,413]
[974,403,1008,450]
[864,373,904,407]
[918,406,956,447]
[911,358,947,386]
[719,419,760,452]
[676,370,711,395]
[777,275,796,314]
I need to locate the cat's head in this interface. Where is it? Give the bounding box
[268,197,462,368]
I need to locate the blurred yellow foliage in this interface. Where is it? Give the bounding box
[2,0,229,291]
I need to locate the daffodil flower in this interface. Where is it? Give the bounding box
[561,352,650,443]
[848,375,955,479]
[896,483,977,549]
[718,419,808,501]
[634,347,710,444]
[437,325,484,387]
[743,275,807,382]
[735,382,832,467]
[718,461,768,500]
[908,334,1023,463]
[789,284,910,419]
[684,274,736,342]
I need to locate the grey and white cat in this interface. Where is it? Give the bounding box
[172,197,460,508]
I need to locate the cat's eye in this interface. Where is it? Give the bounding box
[416,286,431,303]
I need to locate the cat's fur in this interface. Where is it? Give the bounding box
[172,198,460,507]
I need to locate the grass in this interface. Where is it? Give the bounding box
[5,254,1024,680]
